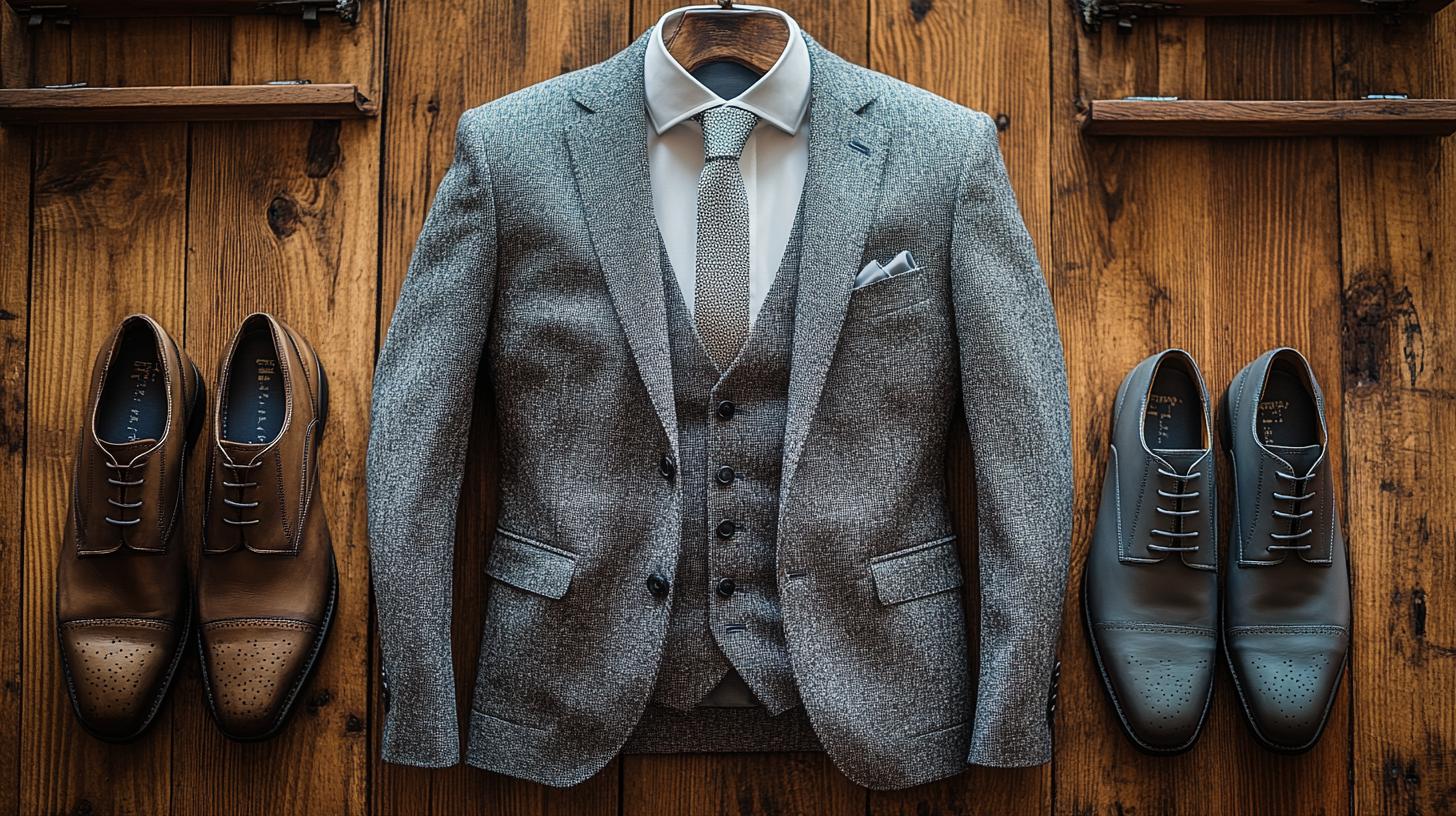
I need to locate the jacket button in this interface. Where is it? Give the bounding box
[716,519,736,539]
[716,400,735,420]
[659,454,675,480]
[716,465,736,485]
[716,578,736,598]
[647,574,671,598]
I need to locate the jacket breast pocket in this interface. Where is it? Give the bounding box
[485,527,578,600]
[869,535,963,605]
[847,266,932,320]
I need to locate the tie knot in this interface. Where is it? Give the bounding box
[697,106,759,161]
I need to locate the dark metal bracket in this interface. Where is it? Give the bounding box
[11,0,361,29]
[260,0,361,27]
[1076,0,1184,33]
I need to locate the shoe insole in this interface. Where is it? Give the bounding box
[96,324,166,445]
[222,328,283,445]
[1257,366,1319,447]
[1143,364,1203,451]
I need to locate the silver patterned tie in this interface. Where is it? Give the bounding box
[694,105,760,370]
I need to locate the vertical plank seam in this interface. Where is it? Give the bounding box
[370,0,397,812]
[15,122,36,816]
[1324,20,1357,816]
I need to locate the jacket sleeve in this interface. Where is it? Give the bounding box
[949,113,1072,768]
[367,110,497,768]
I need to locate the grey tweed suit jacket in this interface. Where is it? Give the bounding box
[367,29,1072,791]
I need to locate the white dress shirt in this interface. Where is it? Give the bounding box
[644,5,811,326]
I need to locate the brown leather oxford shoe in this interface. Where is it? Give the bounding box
[198,313,336,741]
[56,314,205,743]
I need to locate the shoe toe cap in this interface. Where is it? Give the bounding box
[60,618,180,740]
[201,619,318,740]
[1092,624,1217,751]
[1227,626,1348,751]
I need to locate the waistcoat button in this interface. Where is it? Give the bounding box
[716,400,736,420]
[659,454,675,480]
[716,465,736,485]
[716,519,736,539]
[647,574,671,598]
[716,578,736,598]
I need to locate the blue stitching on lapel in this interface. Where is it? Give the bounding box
[848,139,871,156]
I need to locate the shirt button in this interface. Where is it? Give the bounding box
[659,454,675,480]
[716,578,736,598]
[716,519,736,539]
[716,465,736,485]
[716,400,736,420]
[647,574,671,598]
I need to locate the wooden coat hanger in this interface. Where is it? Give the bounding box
[662,1,790,77]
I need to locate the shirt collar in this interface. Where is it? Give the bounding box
[643,4,811,136]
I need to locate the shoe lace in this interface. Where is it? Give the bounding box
[1269,470,1315,550]
[1150,466,1200,552]
[103,460,146,526]
[221,460,262,527]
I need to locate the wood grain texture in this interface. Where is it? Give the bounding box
[22,127,188,816]
[1080,99,1456,137]
[1334,12,1456,816]
[0,2,30,88]
[6,0,365,18]
[0,83,377,124]
[1076,0,1454,24]
[664,10,790,74]
[623,752,863,815]
[4,0,1456,813]
[636,0,869,66]
[19,17,191,816]
[0,8,27,816]
[0,29,30,816]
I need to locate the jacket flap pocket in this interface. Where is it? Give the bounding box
[486,527,577,600]
[869,535,962,605]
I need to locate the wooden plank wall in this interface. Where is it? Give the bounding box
[1,0,1452,813]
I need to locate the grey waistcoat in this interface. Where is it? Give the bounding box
[625,219,825,753]
[652,220,802,714]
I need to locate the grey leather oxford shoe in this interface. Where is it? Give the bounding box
[1084,350,1218,755]
[1221,347,1350,754]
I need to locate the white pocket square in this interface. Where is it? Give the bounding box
[854,250,919,289]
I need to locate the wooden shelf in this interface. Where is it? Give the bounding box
[6,0,360,26]
[0,84,377,124]
[1080,99,1456,137]
[1077,0,1453,31]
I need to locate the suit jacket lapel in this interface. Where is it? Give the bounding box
[565,33,679,456]
[780,40,889,503]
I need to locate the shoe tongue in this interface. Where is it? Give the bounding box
[1268,444,1322,475]
[220,440,269,464]
[1153,448,1206,475]
[97,438,158,464]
